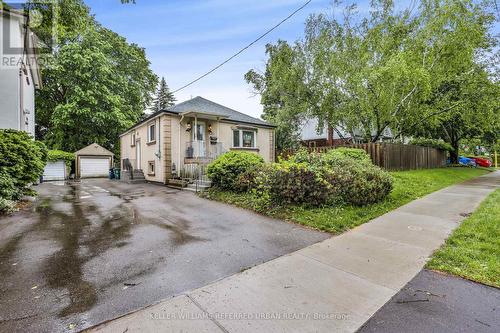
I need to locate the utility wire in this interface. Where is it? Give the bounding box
[172,0,312,94]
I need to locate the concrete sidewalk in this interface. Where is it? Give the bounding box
[87,171,499,333]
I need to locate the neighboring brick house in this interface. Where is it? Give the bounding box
[120,96,276,184]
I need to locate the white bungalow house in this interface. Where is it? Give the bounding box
[120,97,276,186]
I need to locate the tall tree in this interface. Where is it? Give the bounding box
[30,0,157,152]
[245,41,309,150]
[246,0,497,154]
[152,77,176,112]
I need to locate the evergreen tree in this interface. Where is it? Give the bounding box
[153,77,176,111]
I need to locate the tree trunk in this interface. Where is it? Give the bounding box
[450,141,460,164]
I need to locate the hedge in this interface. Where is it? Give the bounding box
[47,150,75,168]
[233,150,392,209]
[207,151,264,190]
[0,130,47,213]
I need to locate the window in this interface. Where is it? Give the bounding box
[148,122,156,143]
[232,129,256,148]
[131,132,136,146]
[242,131,255,147]
[233,130,240,147]
[148,161,155,175]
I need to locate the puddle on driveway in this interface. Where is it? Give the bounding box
[0,181,202,325]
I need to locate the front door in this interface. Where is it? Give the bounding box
[192,121,206,157]
[135,139,141,170]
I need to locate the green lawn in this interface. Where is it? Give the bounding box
[426,189,499,288]
[204,167,489,234]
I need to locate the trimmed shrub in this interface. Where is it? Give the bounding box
[262,161,333,206]
[409,138,453,152]
[325,147,372,163]
[0,170,19,201]
[0,130,47,213]
[234,166,262,193]
[207,151,264,190]
[256,149,393,207]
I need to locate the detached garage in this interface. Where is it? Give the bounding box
[75,143,114,178]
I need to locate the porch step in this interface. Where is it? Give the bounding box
[121,170,146,183]
[186,180,212,192]
[168,178,189,188]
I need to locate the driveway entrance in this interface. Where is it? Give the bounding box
[0,180,328,332]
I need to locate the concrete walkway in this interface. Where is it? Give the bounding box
[87,171,499,333]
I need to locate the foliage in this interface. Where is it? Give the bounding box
[246,1,497,151]
[207,151,264,190]
[31,0,158,153]
[47,149,75,169]
[325,148,372,163]
[409,138,453,152]
[245,41,308,150]
[0,130,47,213]
[254,161,334,207]
[427,189,500,288]
[0,198,16,214]
[250,150,392,208]
[0,170,17,201]
[204,167,488,234]
[152,77,176,112]
[47,150,75,162]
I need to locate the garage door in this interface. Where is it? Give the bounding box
[43,161,66,181]
[80,157,110,178]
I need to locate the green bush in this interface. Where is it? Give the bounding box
[258,161,333,206]
[332,159,393,205]
[0,170,19,201]
[253,149,393,207]
[0,198,16,214]
[47,149,75,169]
[410,138,453,152]
[207,151,264,190]
[0,130,47,209]
[326,147,372,163]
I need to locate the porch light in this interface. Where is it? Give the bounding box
[186,123,192,132]
[208,124,213,135]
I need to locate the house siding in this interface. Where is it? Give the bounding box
[120,115,164,182]
[162,115,172,183]
[120,114,275,182]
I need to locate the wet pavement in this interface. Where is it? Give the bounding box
[0,179,328,333]
[357,269,500,333]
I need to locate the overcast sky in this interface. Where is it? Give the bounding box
[83,0,497,119]
[83,0,348,118]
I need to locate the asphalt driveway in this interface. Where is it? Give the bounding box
[0,179,328,333]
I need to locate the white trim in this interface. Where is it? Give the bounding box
[147,121,156,143]
[232,128,257,149]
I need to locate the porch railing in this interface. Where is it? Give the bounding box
[122,158,137,171]
[185,141,225,160]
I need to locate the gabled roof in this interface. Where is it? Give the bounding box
[75,143,114,156]
[121,96,274,135]
[166,96,272,127]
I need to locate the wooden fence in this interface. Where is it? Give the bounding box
[280,143,448,171]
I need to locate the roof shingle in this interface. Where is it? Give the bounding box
[166,96,272,127]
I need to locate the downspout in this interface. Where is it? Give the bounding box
[179,114,184,177]
[19,68,23,130]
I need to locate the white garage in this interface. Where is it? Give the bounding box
[43,160,67,181]
[75,143,114,179]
